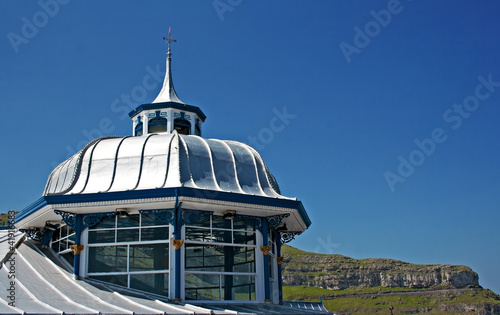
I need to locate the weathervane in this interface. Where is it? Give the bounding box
[163,27,176,58]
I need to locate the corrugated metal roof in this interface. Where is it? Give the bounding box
[44,133,285,199]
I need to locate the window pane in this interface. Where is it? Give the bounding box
[88,230,115,244]
[61,251,74,267]
[117,214,139,228]
[212,230,232,243]
[130,273,168,296]
[233,275,255,301]
[141,227,168,241]
[59,240,68,252]
[185,245,225,272]
[141,213,169,227]
[148,123,167,134]
[232,217,252,231]
[89,274,128,287]
[88,246,127,273]
[185,227,211,242]
[61,226,68,238]
[233,247,255,273]
[51,241,59,252]
[117,229,139,242]
[233,231,255,245]
[185,273,221,300]
[211,216,231,229]
[129,243,169,271]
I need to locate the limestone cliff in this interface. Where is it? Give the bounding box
[281,245,479,290]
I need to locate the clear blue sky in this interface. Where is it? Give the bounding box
[2,1,499,293]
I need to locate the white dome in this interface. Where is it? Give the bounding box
[44,132,285,199]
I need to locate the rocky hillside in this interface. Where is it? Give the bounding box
[281,245,479,290]
[281,245,500,314]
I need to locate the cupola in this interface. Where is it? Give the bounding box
[129,28,206,136]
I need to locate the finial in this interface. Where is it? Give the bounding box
[163,27,176,58]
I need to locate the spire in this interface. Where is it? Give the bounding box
[152,27,183,104]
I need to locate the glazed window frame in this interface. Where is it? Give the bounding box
[184,214,257,301]
[86,213,171,296]
[87,213,169,244]
[148,117,168,134]
[50,224,75,266]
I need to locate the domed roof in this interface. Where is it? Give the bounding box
[44,132,286,199]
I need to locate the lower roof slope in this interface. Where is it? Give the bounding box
[0,235,332,314]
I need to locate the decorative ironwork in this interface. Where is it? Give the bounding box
[181,209,213,225]
[82,212,115,228]
[172,239,184,250]
[238,214,263,229]
[267,213,290,230]
[54,210,115,229]
[260,245,272,255]
[276,256,284,265]
[20,228,44,242]
[139,209,175,224]
[70,244,84,254]
[54,210,77,228]
[280,231,302,244]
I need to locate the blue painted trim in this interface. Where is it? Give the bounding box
[174,188,182,300]
[275,229,283,304]
[260,219,271,301]
[20,187,311,229]
[16,197,47,224]
[129,102,207,121]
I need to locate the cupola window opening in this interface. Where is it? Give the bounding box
[148,111,168,134]
[195,119,201,136]
[174,116,191,135]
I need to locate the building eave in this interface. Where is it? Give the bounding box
[129,102,207,121]
[17,187,311,230]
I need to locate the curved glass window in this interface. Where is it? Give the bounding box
[148,117,168,134]
[174,118,191,135]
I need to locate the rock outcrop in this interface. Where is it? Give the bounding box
[281,245,479,290]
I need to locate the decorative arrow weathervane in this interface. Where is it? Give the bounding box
[163,27,176,58]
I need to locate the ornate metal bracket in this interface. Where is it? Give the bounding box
[280,231,302,244]
[54,210,116,229]
[267,213,290,230]
[19,228,44,242]
[139,209,175,225]
[181,209,213,225]
[276,256,284,265]
[237,214,263,229]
